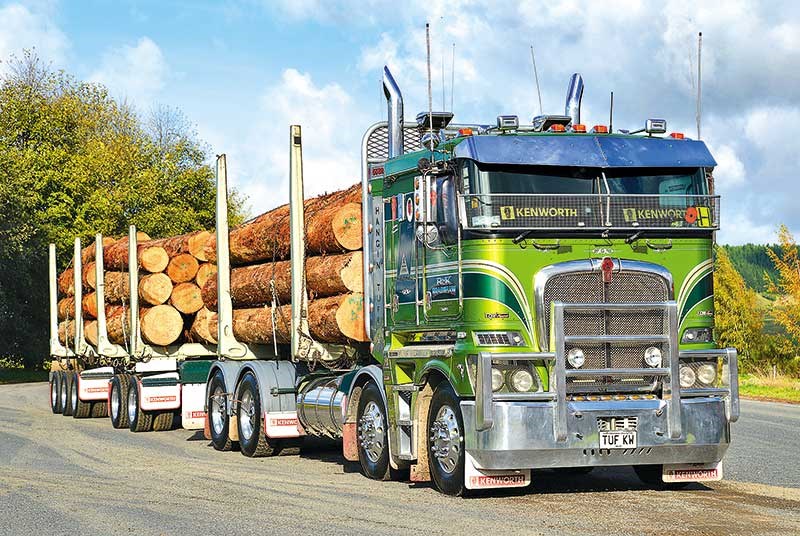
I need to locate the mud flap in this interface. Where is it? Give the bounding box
[181,383,207,430]
[662,461,723,483]
[464,452,531,490]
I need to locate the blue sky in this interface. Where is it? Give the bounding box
[2,0,799,244]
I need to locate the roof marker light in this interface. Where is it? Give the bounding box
[458,128,473,136]
[669,132,685,139]
[549,124,566,132]
[572,124,586,133]
[592,125,609,134]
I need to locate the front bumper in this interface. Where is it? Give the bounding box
[462,396,731,470]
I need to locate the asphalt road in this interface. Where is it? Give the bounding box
[0,383,798,536]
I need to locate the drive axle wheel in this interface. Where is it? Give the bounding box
[91,401,108,418]
[50,373,62,413]
[237,372,279,457]
[62,371,74,416]
[427,382,466,496]
[72,374,92,418]
[152,411,175,432]
[357,382,391,480]
[634,464,690,490]
[128,377,153,432]
[208,370,232,451]
[110,374,131,429]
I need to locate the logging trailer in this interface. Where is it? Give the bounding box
[47,66,739,496]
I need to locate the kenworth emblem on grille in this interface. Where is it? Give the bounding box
[601,257,615,283]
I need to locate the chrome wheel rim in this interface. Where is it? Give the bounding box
[111,382,120,420]
[239,389,255,441]
[127,383,137,424]
[60,376,67,408]
[211,385,226,436]
[430,405,462,474]
[71,376,78,409]
[358,401,385,463]
[50,381,57,407]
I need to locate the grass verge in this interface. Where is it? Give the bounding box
[0,367,49,384]
[739,373,800,404]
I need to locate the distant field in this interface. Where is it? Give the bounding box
[740,373,800,404]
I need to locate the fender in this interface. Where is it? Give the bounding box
[238,360,299,438]
[343,364,386,407]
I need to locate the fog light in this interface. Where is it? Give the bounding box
[510,369,534,392]
[491,367,504,392]
[679,365,696,388]
[697,363,717,385]
[644,346,662,367]
[567,348,585,368]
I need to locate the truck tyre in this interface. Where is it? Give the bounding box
[50,373,62,413]
[208,370,233,451]
[128,377,153,432]
[91,401,108,418]
[237,372,279,457]
[72,374,92,418]
[427,382,466,496]
[110,374,131,429]
[357,382,391,480]
[633,465,690,489]
[62,371,75,416]
[152,411,175,432]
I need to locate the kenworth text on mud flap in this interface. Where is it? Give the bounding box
[48,66,738,496]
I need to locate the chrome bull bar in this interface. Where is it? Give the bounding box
[476,301,739,443]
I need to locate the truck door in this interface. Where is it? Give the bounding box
[389,191,419,325]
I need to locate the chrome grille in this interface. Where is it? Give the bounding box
[542,267,670,393]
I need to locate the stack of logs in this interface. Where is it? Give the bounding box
[55,183,368,350]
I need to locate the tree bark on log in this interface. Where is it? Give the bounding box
[147,230,211,260]
[103,237,169,273]
[57,320,75,345]
[189,307,217,344]
[195,263,217,289]
[139,273,173,305]
[58,268,74,296]
[203,184,362,264]
[104,272,130,303]
[166,253,199,283]
[57,298,76,320]
[170,282,204,314]
[84,320,98,346]
[201,251,362,311]
[82,292,98,319]
[140,305,183,346]
[208,292,367,345]
[80,236,119,264]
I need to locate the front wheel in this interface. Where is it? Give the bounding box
[357,382,391,480]
[427,382,466,496]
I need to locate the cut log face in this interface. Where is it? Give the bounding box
[203,184,362,264]
[195,263,217,289]
[58,268,75,296]
[140,305,183,346]
[139,247,169,273]
[82,292,98,319]
[171,282,204,314]
[57,298,76,321]
[83,262,97,289]
[103,237,168,272]
[139,272,173,305]
[188,231,212,261]
[189,307,217,344]
[201,251,363,311]
[167,253,199,283]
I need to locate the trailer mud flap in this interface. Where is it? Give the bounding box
[181,383,207,430]
[465,452,531,490]
[662,461,723,483]
[78,375,111,401]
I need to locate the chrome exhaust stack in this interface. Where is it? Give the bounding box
[383,66,404,158]
[565,73,584,126]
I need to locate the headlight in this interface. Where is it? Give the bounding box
[567,348,585,368]
[682,327,713,344]
[696,363,717,385]
[491,367,504,392]
[509,368,534,392]
[679,365,696,388]
[644,346,662,367]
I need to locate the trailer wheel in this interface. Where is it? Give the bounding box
[72,374,92,419]
[62,371,74,416]
[91,401,108,418]
[357,382,391,480]
[237,372,280,457]
[50,373,62,414]
[633,465,690,489]
[427,382,466,496]
[128,377,153,432]
[152,411,175,432]
[208,370,232,451]
[110,374,131,429]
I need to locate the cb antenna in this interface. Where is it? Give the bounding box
[530,45,543,116]
[426,23,434,154]
[696,31,702,139]
[450,43,455,112]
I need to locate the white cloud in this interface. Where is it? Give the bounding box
[709,144,746,187]
[0,3,68,73]
[88,37,167,105]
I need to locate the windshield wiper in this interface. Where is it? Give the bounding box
[625,230,644,244]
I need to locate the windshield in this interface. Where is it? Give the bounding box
[462,161,708,197]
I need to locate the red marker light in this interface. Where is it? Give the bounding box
[572,124,587,133]
[670,132,685,139]
[601,257,615,283]
[592,125,609,134]
[458,128,473,136]
[549,124,566,132]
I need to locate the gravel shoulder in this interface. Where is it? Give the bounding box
[0,382,798,536]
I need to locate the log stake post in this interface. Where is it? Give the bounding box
[95,234,128,361]
[128,225,144,357]
[215,154,251,359]
[73,238,89,358]
[290,126,329,362]
[49,244,72,360]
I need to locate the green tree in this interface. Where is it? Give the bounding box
[0,51,244,368]
[714,246,764,370]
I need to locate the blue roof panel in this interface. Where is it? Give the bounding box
[452,134,717,168]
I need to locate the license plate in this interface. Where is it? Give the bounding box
[599,430,637,449]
